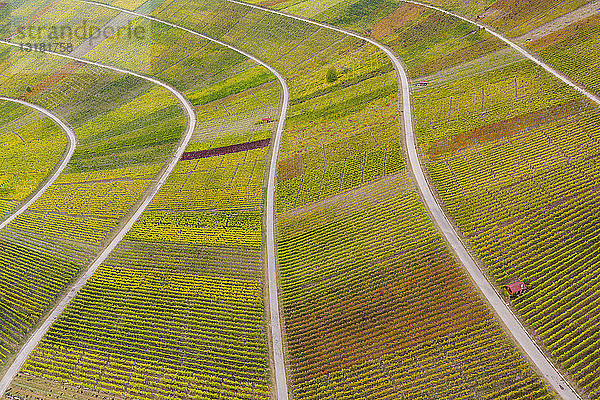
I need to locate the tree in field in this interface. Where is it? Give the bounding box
[326,67,338,83]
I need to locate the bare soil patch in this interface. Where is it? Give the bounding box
[371,3,425,40]
[428,99,589,157]
[277,153,304,182]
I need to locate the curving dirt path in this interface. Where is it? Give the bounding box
[0,40,197,398]
[0,96,77,230]
[224,1,589,399]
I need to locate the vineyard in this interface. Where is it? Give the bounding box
[0,0,598,399]
[17,236,270,399]
[0,35,193,367]
[261,0,600,398]
[138,0,564,397]
[0,0,281,398]
[142,0,405,212]
[276,172,552,398]
[526,13,600,95]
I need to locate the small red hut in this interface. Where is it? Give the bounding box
[505,281,528,298]
[255,117,274,125]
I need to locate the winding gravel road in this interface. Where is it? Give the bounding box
[225,1,590,399]
[0,40,197,398]
[0,96,77,230]
[74,2,292,398]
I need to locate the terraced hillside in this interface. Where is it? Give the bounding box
[256,0,594,36]
[12,116,276,399]
[275,172,553,399]
[0,39,191,367]
[0,0,596,400]
[142,0,405,206]
[84,0,560,398]
[526,12,600,94]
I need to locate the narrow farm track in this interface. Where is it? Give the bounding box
[404,0,600,106]
[224,1,588,399]
[0,40,197,398]
[516,0,600,43]
[0,96,77,230]
[73,2,292,399]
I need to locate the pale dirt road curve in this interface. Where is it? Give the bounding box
[405,0,600,106]
[0,96,77,230]
[0,40,197,397]
[15,2,293,398]
[224,1,587,399]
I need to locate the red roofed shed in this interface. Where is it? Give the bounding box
[255,117,274,125]
[505,281,527,297]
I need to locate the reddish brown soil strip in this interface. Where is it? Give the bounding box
[428,99,590,157]
[371,3,425,39]
[180,138,270,160]
[20,61,85,100]
[277,153,304,181]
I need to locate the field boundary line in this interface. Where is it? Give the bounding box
[73,2,292,398]
[0,96,77,230]
[222,1,585,399]
[0,39,197,397]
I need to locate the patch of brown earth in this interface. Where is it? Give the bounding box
[371,3,426,39]
[258,0,291,6]
[428,99,590,157]
[277,153,304,181]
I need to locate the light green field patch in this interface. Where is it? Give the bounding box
[74,86,179,139]
[284,0,347,18]
[188,66,274,106]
